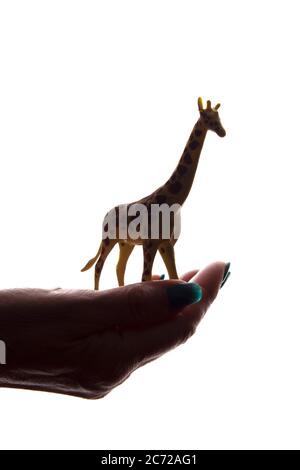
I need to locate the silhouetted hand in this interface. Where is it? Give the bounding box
[0,262,230,399]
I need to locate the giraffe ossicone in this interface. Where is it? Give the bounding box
[81,97,226,290]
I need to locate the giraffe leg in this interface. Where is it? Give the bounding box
[116,242,134,286]
[142,242,158,281]
[159,241,179,280]
[94,239,117,290]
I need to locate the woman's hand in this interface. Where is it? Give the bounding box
[0,262,230,399]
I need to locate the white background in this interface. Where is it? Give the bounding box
[0,0,299,450]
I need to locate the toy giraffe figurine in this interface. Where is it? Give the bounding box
[81,97,226,290]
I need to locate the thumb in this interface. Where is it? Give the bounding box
[93,280,203,330]
[124,262,229,364]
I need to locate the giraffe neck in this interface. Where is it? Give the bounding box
[158,118,207,206]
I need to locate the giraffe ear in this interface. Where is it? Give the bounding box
[198,97,204,111]
[214,103,221,110]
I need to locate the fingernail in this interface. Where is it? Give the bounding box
[220,263,231,289]
[222,262,231,280]
[166,283,202,309]
[160,274,165,280]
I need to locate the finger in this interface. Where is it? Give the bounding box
[187,261,227,321]
[180,270,198,282]
[151,270,199,283]
[151,274,165,280]
[128,262,227,362]
[106,280,203,329]
[72,278,203,331]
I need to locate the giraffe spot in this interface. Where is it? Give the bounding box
[160,247,165,254]
[120,242,125,246]
[177,164,187,176]
[184,152,192,164]
[144,269,150,275]
[103,222,108,231]
[146,252,152,262]
[146,241,152,248]
[195,129,202,137]
[189,140,200,150]
[155,194,167,204]
[169,181,182,194]
[104,238,110,246]
[95,266,100,273]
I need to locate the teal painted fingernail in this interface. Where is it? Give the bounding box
[220,262,231,289]
[160,274,165,280]
[222,262,231,281]
[166,283,202,308]
[220,271,231,288]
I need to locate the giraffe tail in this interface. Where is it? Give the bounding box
[81,242,103,272]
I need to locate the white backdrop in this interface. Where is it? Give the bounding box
[0,0,299,450]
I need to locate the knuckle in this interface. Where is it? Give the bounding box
[126,284,148,326]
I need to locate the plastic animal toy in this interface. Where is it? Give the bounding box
[81,97,226,290]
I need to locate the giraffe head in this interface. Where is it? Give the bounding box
[198,97,226,137]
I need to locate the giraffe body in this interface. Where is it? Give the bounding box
[81,98,226,290]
